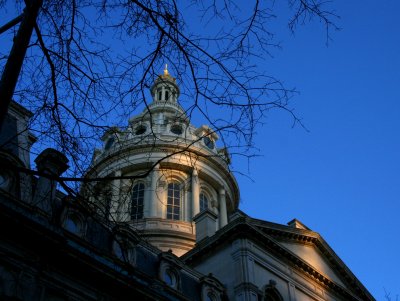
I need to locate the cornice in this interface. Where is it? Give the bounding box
[9,100,34,118]
[93,138,229,169]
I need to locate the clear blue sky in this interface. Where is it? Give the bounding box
[236,1,400,298]
[1,1,399,299]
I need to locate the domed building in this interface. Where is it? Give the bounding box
[0,69,376,301]
[85,66,239,256]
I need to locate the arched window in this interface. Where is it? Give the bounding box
[203,136,215,149]
[200,192,209,212]
[64,216,80,233]
[0,170,13,192]
[163,268,178,288]
[112,240,124,260]
[165,90,170,101]
[63,211,85,237]
[131,183,145,220]
[167,182,181,220]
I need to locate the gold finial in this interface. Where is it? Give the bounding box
[164,64,169,76]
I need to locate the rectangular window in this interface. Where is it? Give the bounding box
[200,192,209,212]
[167,183,181,220]
[131,183,145,220]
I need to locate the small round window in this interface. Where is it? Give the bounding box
[0,170,13,191]
[135,125,146,135]
[203,137,214,149]
[64,214,83,236]
[104,137,114,150]
[112,241,124,260]
[163,268,177,287]
[170,124,183,135]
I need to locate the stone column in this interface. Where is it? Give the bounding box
[161,86,166,101]
[149,165,159,217]
[110,170,121,221]
[219,187,228,228]
[118,179,131,222]
[191,168,200,219]
[32,148,69,215]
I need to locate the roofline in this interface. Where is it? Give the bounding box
[9,100,34,118]
[182,216,375,301]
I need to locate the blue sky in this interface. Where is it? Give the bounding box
[236,1,400,298]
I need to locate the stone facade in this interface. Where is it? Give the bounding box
[0,69,375,301]
[184,213,374,301]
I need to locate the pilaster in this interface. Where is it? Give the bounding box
[149,165,159,217]
[219,187,228,228]
[110,170,121,221]
[192,168,200,219]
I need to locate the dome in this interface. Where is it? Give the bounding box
[85,69,239,256]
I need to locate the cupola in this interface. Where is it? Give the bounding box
[150,65,180,103]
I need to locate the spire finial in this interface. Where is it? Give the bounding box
[164,64,169,76]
